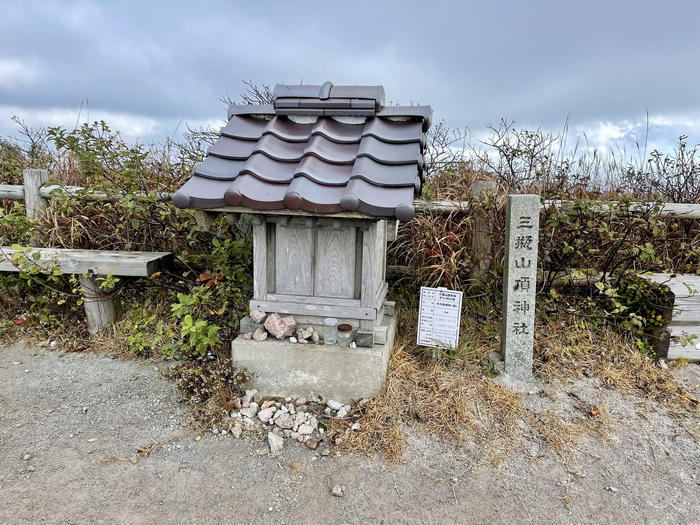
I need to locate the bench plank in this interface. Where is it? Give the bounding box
[0,247,172,277]
[667,325,700,362]
[642,273,700,361]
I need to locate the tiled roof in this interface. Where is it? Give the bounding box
[172,82,432,221]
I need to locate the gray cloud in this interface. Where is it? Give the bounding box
[0,0,698,152]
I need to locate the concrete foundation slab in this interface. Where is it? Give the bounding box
[231,313,396,404]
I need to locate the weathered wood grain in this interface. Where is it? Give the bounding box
[314,227,356,298]
[642,273,700,361]
[80,273,118,334]
[266,293,360,307]
[252,215,267,300]
[667,326,700,361]
[22,169,48,222]
[0,247,172,277]
[275,223,313,295]
[0,184,24,200]
[249,299,376,321]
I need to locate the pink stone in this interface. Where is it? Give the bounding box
[250,308,267,323]
[264,313,297,340]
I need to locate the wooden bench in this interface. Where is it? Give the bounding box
[0,247,172,334]
[643,273,700,362]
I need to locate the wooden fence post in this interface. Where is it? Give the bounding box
[470,180,497,280]
[22,169,49,221]
[23,169,49,247]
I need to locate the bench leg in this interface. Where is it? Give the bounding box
[80,274,118,334]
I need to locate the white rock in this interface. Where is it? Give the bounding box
[659,359,669,370]
[349,342,357,348]
[296,326,314,340]
[240,417,256,431]
[240,402,259,418]
[311,330,320,343]
[336,406,348,418]
[252,327,268,342]
[257,407,276,423]
[268,432,284,454]
[289,336,298,343]
[308,416,318,430]
[231,422,242,439]
[351,422,360,431]
[331,485,343,497]
[326,400,343,411]
[243,389,258,403]
[298,423,313,435]
[275,412,294,429]
[250,308,267,323]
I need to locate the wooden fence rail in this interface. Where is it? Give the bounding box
[5,179,700,218]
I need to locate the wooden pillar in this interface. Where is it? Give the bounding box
[80,273,118,334]
[470,180,497,281]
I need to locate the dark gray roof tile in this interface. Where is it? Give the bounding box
[340,179,416,221]
[303,135,358,165]
[172,176,230,209]
[263,117,314,142]
[207,136,256,160]
[240,153,297,183]
[220,116,269,140]
[294,156,352,186]
[376,105,433,131]
[227,104,275,119]
[253,134,307,162]
[224,174,287,210]
[362,118,423,145]
[350,156,420,190]
[310,118,363,143]
[357,136,422,166]
[284,176,344,214]
[193,156,245,181]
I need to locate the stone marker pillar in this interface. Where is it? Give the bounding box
[501,195,540,383]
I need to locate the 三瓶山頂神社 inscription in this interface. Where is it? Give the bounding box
[501,195,540,383]
[417,286,463,349]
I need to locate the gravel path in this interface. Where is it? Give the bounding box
[1,342,698,525]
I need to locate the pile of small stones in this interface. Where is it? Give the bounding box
[241,309,357,348]
[214,389,359,455]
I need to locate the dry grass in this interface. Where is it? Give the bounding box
[537,319,699,417]
[331,304,698,464]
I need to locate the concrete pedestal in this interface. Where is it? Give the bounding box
[231,313,396,404]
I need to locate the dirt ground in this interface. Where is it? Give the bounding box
[1,341,699,525]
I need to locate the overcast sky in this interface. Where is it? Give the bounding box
[1,0,698,157]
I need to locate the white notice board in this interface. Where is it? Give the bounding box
[417,286,463,349]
